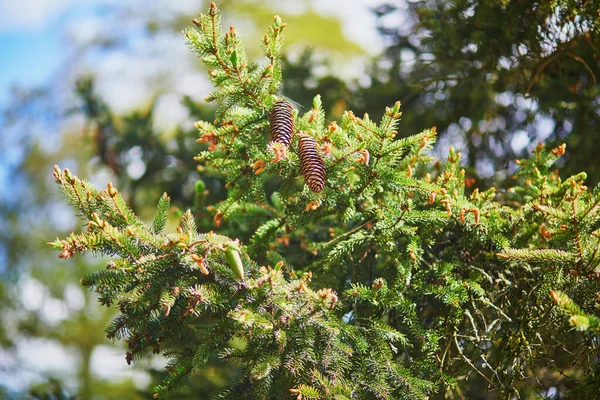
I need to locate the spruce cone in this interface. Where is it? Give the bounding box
[269,99,294,147]
[297,133,326,193]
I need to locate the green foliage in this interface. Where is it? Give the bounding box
[152,193,171,234]
[51,3,600,399]
[551,290,600,332]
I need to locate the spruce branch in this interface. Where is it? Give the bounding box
[50,3,600,398]
[50,168,433,399]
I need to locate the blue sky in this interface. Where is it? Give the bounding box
[0,28,62,106]
[0,0,70,107]
[0,0,118,108]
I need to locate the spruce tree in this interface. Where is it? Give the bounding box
[51,3,600,398]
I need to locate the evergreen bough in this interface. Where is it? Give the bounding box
[51,3,600,398]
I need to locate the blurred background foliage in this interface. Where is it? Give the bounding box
[0,0,598,398]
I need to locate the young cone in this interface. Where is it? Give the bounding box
[297,132,326,192]
[269,99,294,147]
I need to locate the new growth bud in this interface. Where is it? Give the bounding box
[225,241,245,281]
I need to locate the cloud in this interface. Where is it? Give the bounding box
[0,0,73,31]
